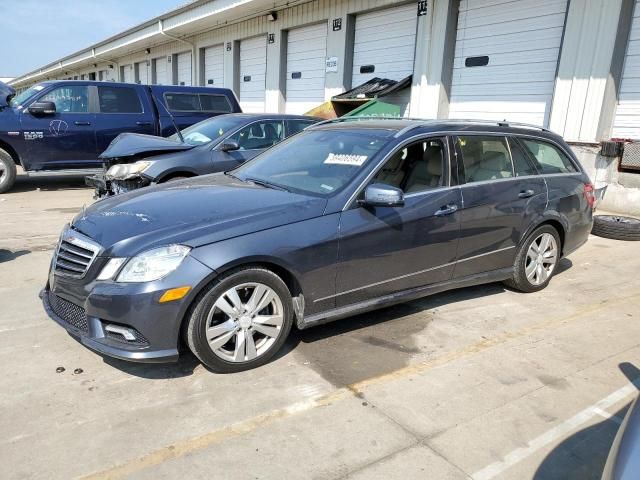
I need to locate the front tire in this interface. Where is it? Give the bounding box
[185,267,294,373]
[504,225,561,293]
[0,149,17,194]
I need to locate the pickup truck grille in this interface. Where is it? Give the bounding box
[54,228,101,278]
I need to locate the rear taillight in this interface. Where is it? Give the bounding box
[583,183,596,209]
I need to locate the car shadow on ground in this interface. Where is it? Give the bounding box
[98,258,574,380]
[0,248,30,263]
[534,363,639,480]
[9,174,90,194]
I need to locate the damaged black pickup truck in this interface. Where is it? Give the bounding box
[88,113,319,198]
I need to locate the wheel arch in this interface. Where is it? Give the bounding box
[158,170,198,183]
[0,140,21,167]
[522,217,566,255]
[176,257,305,346]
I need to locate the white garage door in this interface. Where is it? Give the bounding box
[123,64,134,83]
[285,23,328,114]
[136,61,149,85]
[449,0,568,127]
[154,58,169,85]
[612,0,640,139]
[203,44,224,87]
[177,52,192,86]
[351,4,417,87]
[240,36,267,113]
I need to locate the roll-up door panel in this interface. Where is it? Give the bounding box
[612,0,640,139]
[204,44,224,87]
[449,0,568,127]
[351,4,417,87]
[286,23,328,114]
[240,36,267,113]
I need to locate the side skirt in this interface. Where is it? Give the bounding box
[297,267,513,330]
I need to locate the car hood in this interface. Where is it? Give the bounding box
[99,132,195,160]
[71,174,327,256]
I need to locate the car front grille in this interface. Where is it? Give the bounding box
[48,292,89,332]
[54,229,101,278]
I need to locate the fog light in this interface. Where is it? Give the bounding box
[105,324,136,341]
[159,286,191,303]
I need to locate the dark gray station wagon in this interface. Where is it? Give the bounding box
[42,119,595,373]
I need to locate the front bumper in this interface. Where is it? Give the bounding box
[85,173,151,199]
[42,255,214,363]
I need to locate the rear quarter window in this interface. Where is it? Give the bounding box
[98,86,143,113]
[164,92,233,112]
[199,94,232,112]
[520,139,578,174]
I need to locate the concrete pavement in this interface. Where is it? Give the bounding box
[1,173,639,479]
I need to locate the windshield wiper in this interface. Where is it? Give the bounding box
[244,177,289,192]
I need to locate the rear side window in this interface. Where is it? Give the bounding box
[508,138,538,177]
[165,93,200,111]
[164,92,233,112]
[199,94,232,112]
[98,86,143,113]
[230,120,285,150]
[39,86,89,113]
[457,136,514,183]
[287,120,316,136]
[520,139,577,174]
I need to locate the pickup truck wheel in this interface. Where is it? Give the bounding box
[185,267,294,373]
[0,149,17,194]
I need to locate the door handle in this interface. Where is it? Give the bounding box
[74,121,91,126]
[136,121,152,126]
[518,189,535,199]
[435,203,458,216]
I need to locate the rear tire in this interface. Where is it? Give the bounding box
[185,267,293,373]
[504,225,561,293]
[0,149,17,194]
[591,215,640,241]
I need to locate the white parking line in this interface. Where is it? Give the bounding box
[471,381,639,480]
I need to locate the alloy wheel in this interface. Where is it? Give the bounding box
[0,162,6,185]
[205,282,284,363]
[525,233,558,286]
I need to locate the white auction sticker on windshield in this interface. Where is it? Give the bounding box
[324,153,368,166]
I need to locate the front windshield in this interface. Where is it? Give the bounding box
[9,84,46,108]
[233,129,392,196]
[170,115,247,146]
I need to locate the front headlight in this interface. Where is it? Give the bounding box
[115,245,191,283]
[106,161,151,180]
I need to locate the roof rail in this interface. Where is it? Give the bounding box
[444,118,550,132]
[309,116,426,128]
[308,116,551,135]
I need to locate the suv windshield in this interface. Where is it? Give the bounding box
[171,115,247,146]
[234,129,392,196]
[9,84,46,108]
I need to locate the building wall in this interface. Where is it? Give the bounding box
[8,0,640,213]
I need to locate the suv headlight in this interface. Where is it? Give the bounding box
[106,245,191,283]
[106,161,151,180]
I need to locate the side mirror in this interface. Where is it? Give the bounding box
[28,101,56,116]
[360,183,405,208]
[220,140,240,152]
